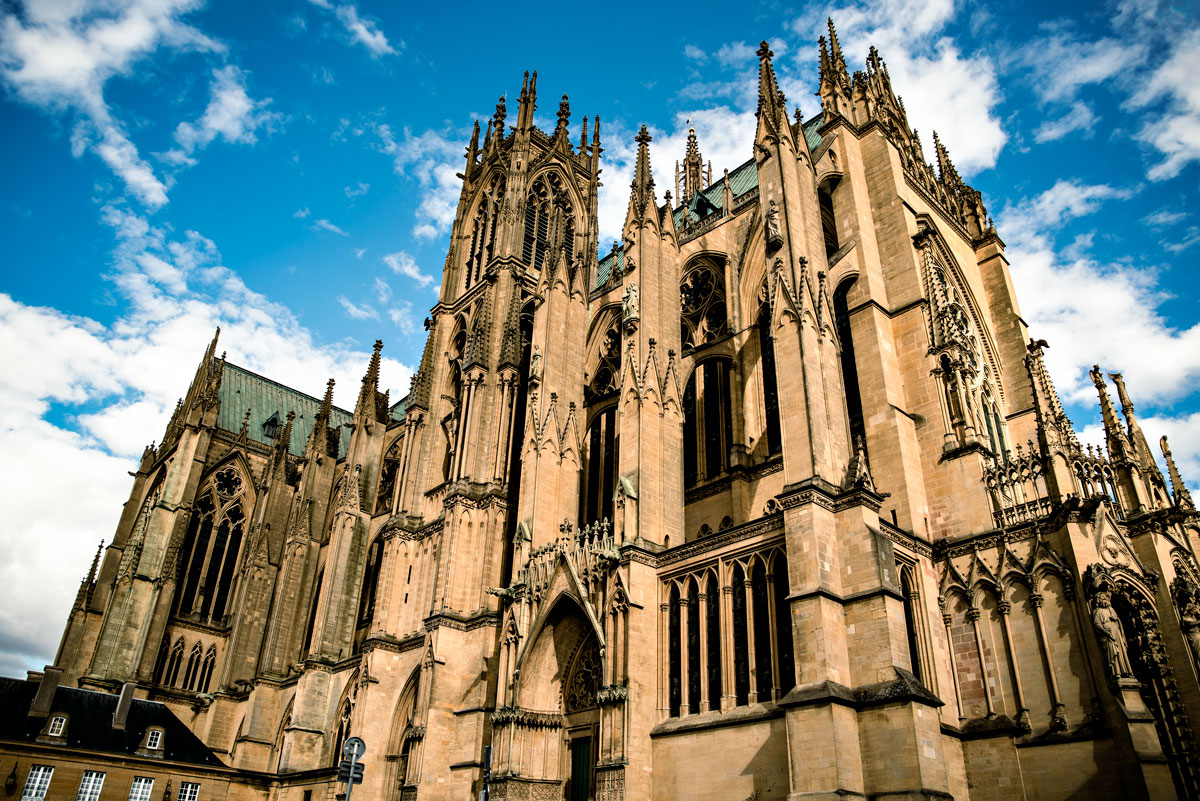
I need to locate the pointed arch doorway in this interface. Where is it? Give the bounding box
[495,593,606,801]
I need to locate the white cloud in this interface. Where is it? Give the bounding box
[344,181,370,198]
[1034,101,1098,143]
[1129,29,1200,180]
[1017,32,1143,105]
[354,247,366,258]
[683,44,706,61]
[166,65,280,164]
[312,218,349,236]
[388,301,418,335]
[373,276,392,303]
[1146,209,1187,227]
[338,295,378,320]
[714,41,757,70]
[307,0,398,56]
[790,1,1006,174]
[294,206,311,218]
[0,0,222,207]
[383,251,435,287]
[0,207,412,674]
[999,180,1200,406]
[375,123,464,240]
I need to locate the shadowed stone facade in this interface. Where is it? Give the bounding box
[32,23,1200,801]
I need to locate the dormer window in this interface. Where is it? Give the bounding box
[146,729,163,750]
[262,412,280,440]
[47,715,66,737]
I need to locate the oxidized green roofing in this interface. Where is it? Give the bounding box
[595,245,626,290]
[389,396,408,422]
[802,112,826,152]
[216,362,353,457]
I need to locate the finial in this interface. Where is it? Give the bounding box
[556,94,570,132]
[635,124,651,145]
[757,40,773,61]
[238,407,251,439]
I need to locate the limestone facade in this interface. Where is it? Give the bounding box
[47,24,1200,801]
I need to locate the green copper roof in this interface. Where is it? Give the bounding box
[216,362,353,457]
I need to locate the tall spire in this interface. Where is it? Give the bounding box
[827,17,847,76]
[1024,339,1079,454]
[1161,436,1196,510]
[355,340,383,422]
[408,328,437,411]
[1090,366,1131,461]
[466,119,480,167]
[517,70,538,131]
[306,378,336,457]
[755,41,786,129]
[625,125,657,227]
[73,540,104,611]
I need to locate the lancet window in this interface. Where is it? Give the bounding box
[174,466,247,624]
[355,536,384,642]
[755,286,782,457]
[833,277,866,449]
[664,549,794,717]
[680,258,728,351]
[442,325,467,483]
[818,182,839,258]
[683,359,733,487]
[376,439,401,515]
[582,319,621,525]
[521,173,574,273]
[155,637,215,692]
[466,175,505,289]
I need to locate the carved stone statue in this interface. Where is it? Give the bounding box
[1172,576,1200,669]
[765,199,783,250]
[1091,589,1133,679]
[622,282,640,322]
[529,344,543,383]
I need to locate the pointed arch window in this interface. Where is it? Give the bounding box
[833,277,866,448]
[730,563,750,706]
[756,287,782,456]
[705,572,722,711]
[683,359,733,487]
[680,258,727,351]
[199,645,217,693]
[522,173,574,273]
[442,325,467,483]
[165,638,184,688]
[582,320,621,526]
[182,642,203,691]
[175,465,246,624]
[356,536,384,633]
[466,175,505,289]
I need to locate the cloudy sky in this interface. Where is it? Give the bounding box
[1,0,1198,676]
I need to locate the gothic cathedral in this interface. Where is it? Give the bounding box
[41,26,1200,801]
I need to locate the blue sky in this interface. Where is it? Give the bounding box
[1,0,1198,676]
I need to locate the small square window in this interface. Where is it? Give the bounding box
[127,777,154,801]
[76,771,105,801]
[146,729,162,749]
[47,716,66,736]
[177,782,200,801]
[20,765,54,801]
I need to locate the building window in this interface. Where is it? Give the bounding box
[75,771,105,801]
[522,173,573,273]
[199,646,216,693]
[680,259,727,351]
[47,715,66,736]
[177,782,200,801]
[127,777,155,801]
[899,563,926,685]
[466,175,505,288]
[683,359,733,487]
[183,643,203,691]
[818,183,839,258]
[164,637,184,687]
[756,291,782,456]
[20,765,53,800]
[175,466,247,624]
[582,406,619,526]
[147,729,163,749]
[833,277,866,448]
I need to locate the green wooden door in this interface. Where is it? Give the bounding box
[570,737,591,801]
